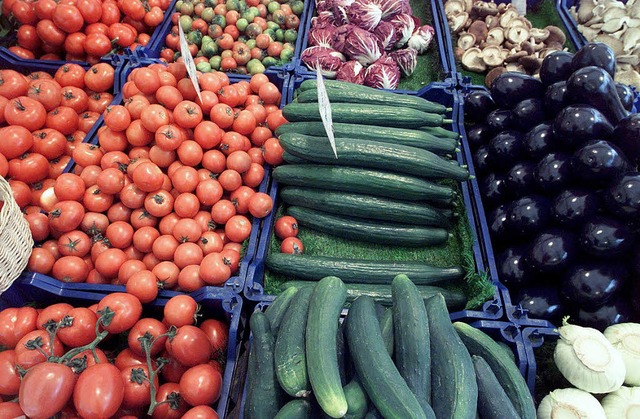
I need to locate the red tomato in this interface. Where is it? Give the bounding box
[27,247,56,275]
[200,318,229,360]
[121,364,157,409]
[4,96,46,131]
[0,350,20,396]
[0,307,37,349]
[58,230,91,257]
[15,330,64,369]
[165,325,212,367]
[52,255,89,283]
[57,307,98,347]
[199,252,231,285]
[247,192,273,218]
[164,295,198,327]
[32,128,66,159]
[125,269,159,303]
[127,317,168,357]
[152,382,188,419]
[179,364,223,406]
[225,214,252,242]
[19,362,75,419]
[52,4,84,33]
[74,363,124,419]
[274,215,299,239]
[281,236,304,254]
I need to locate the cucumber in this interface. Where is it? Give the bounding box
[392,275,433,413]
[346,296,428,419]
[276,122,458,155]
[306,277,349,418]
[280,187,452,227]
[266,253,465,284]
[282,102,448,128]
[419,125,461,140]
[288,206,450,247]
[273,165,457,204]
[274,286,313,397]
[278,133,470,182]
[282,151,308,164]
[295,80,448,114]
[244,312,285,419]
[472,356,522,419]
[453,322,536,419]
[274,399,316,419]
[379,308,394,357]
[364,407,384,419]
[425,295,477,419]
[343,377,369,419]
[264,286,298,335]
[337,320,348,386]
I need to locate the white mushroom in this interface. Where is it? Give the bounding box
[594,33,625,54]
[499,9,519,28]
[449,12,470,32]
[458,33,477,50]
[445,0,465,17]
[626,18,640,27]
[578,24,602,40]
[506,26,530,44]
[461,47,487,72]
[602,6,628,22]
[578,0,598,23]
[486,27,505,45]
[530,28,550,42]
[481,45,504,67]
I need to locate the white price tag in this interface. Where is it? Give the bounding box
[178,21,203,103]
[316,65,337,158]
[512,0,526,15]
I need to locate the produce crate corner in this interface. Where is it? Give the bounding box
[521,326,559,398]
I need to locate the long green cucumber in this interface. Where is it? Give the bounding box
[337,320,348,386]
[306,277,349,418]
[276,122,458,155]
[266,253,464,284]
[278,133,470,182]
[379,308,394,357]
[264,286,298,335]
[453,322,535,419]
[419,125,461,140]
[288,206,449,247]
[425,295,477,419]
[282,102,449,128]
[274,399,316,419]
[282,151,308,164]
[343,377,369,419]
[272,165,457,204]
[364,407,384,419]
[392,275,433,413]
[274,287,313,397]
[244,312,285,418]
[472,356,522,419]
[346,296,428,419]
[280,187,452,227]
[295,80,448,114]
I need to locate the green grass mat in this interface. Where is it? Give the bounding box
[451,0,577,87]
[262,181,496,310]
[534,340,569,405]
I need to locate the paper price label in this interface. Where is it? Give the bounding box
[178,21,203,103]
[316,65,337,158]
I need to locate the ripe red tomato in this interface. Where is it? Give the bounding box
[133,161,164,192]
[15,330,65,369]
[179,364,223,406]
[163,295,198,328]
[247,192,273,218]
[165,325,212,367]
[58,230,91,257]
[121,364,157,409]
[127,317,168,356]
[0,306,38,350]
[152,382,188,419]
[225,214,252,242]
[52,255,90,283]
[27,247,56,275]
[74,363,125,418]
[96,292,143,334]
[281,237,304,255]
[199,252,231,285]
[4,96,46,131]
[274,215,298,239]
[57,307,98,347]
[126,270,159,303]
[0,350,20,396]
[19,362,75,419]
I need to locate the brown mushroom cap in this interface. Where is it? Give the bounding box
[458,33,477,50]
[468,20,489,42]
[472,2,499,17]
[485,66,507,87]
[530,28,550,42]
[521,41,536,55]
[445,0,465,17]
[519,55,543,73]
[545,26,567,46]
[504,50,529,63]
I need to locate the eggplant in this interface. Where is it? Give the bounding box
[472,145,493,174]
[604,172,640,219]
[571,42,616,78]
[544,81,569,116]
[632,280,640,317]
[576,298,634,331]
[524,123,555,159]
[496,246,535,289]
[506,161,537,195]
[485,109,513,132]
[611,113,640,166]
[511,98,546,131]
[552,188,601,228]
[507,195,552,238]
[464,90,496,122]
[560,263,627,308]
[466,124,493,149]
[539,51,574,86]
[479,172,510,208]
[487,130,524,170]
[487,204,510,242]
[615,82,635,112]
[579,216,634,257]
[571,140,632,186]
[552,105,614,148]
[566,66,629,125]
[490,72,544,109]
[535,152,574,192]
[527,229,578,273]
[516,285,565,323]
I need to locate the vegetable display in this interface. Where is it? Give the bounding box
[465,42,640,330]
[243,275,535,418]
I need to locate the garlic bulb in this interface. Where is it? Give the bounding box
[604,323,640,386]
[537,388,606,419]
[601,386,640,419]
[554,318,626,393]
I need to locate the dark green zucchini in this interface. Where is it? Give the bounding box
[265,253,464,285]
[280,187,452,227]
[472,356,522,419]
[264,286,298,335]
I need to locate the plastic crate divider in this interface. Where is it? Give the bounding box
[429,0,458,79]
[557,0,588,49]
[522,326,559,398]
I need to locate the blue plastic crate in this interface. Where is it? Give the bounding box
[0,276,244,418]
[231,301,531,418]
[557,0,589,48]
[521,326,559,398]
[244,78,506,321]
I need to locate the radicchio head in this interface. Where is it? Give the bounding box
[364,58,401,89]
[335,60,365,84]
[390,48,418,76]
[308,26,337,48]
[373,21,398,51]
[301,46,346,78]
[332,0,355,25]
[342,26,383,66]
[387,13,416,48]
[407,24,435,54]
[378,0,409,18]
[346,0,383,31]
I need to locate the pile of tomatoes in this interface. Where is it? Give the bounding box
[3,0,172,62]
[158,0,302,75]
[0,292,229,418]
[274,214,303,254]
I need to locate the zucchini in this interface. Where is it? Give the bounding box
[276,122,458,155]
[392,275,433,413]
[280,187,452,227]
[274,287,313,397]
[280,280,469,311]
[419,125,461,140]
[296,80,448,114]
[244,312,285,419]
[472,356,522,419]
[278,133,470,182]
[306,277,349,418]
[274,399,316,419]
[273,165,457,204]
[379,308,394,357]
[266,253,464,284]
[425,295,477,419]
[282,102,448,128]
[346,296,428,419]
[453,322,536,419]
[264,286,297,335]
[288,206,450,247]
[343,377,369,419]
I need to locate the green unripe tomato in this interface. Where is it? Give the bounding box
[238,35,248,43]
[236,17,249,31]
[274,28,284,42]
[267,1,280,13]
[179,1,194,15]
[263,28,276,40]
[209,55,222,70]
[202,35,213,44]
[262,56,278,67]
[179,15,193,32]
[284,29,297,43]
[202,41,219,57]
[266,21,280,31]
[280,46,293,62]
[187,29,203,46]
[238,0,248,12]
[201,7,215,22]
[246,39,256,49]
[225,0,240,10]
[271,9,285,26]
[176,0,184,11]
[197,62,213,73]
[290,0,304,15]
[211,15,226,28]
[247,58,266,75]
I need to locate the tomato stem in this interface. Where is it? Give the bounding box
[57,310,113,365]
[142,326,177,415]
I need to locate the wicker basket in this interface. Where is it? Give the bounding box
[0,175,33,294]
